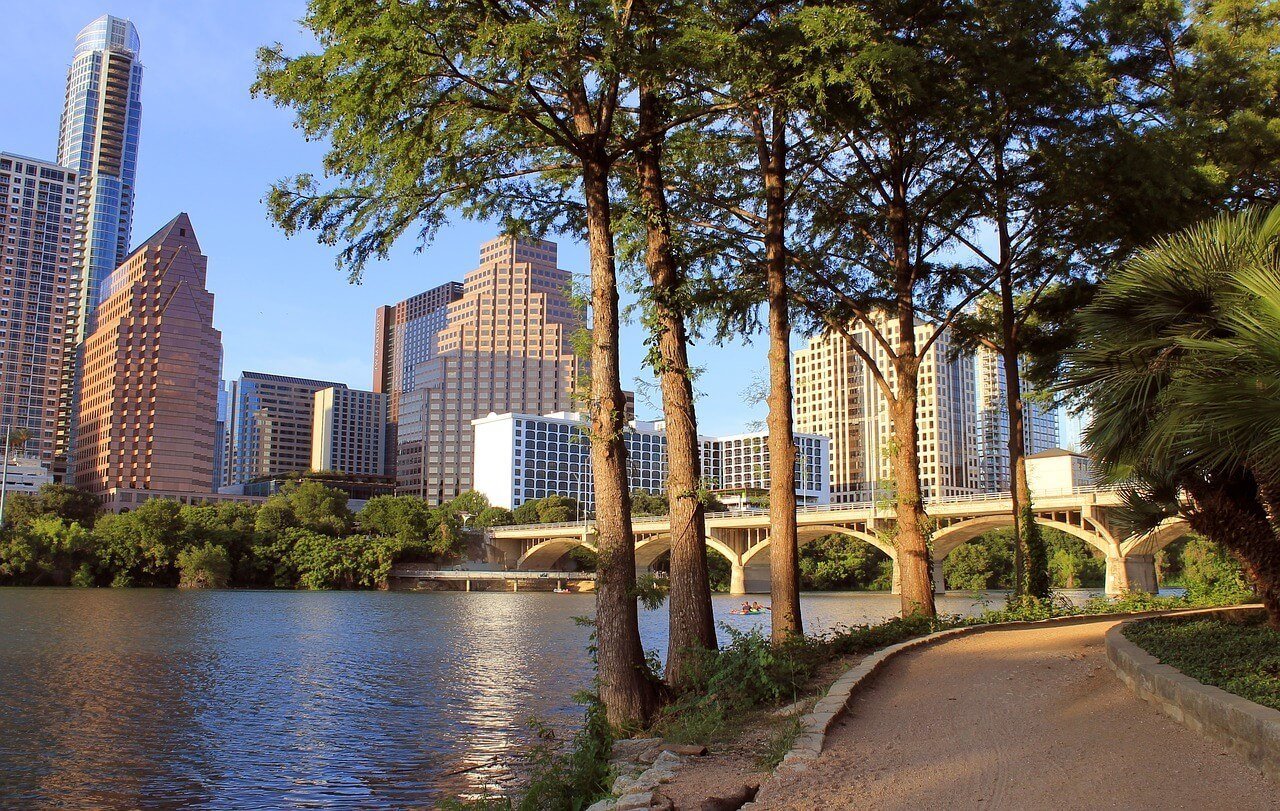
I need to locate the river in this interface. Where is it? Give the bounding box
[0,588,1073,808]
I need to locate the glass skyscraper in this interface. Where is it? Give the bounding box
[58,14,143,337]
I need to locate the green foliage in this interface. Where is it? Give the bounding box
[446,490,490,519]
[511,496,581,525]
[474,506,514,528]
[943,531,1015,591]
[799,534,891,591]
[630,489,668,516]
[1180,537,1256,604]
[1124,616,1280,711]
[177,543,231,589]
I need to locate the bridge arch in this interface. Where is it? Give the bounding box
[516,538,596,570]
[1119,517,1195,557]
[740,524,897,568]
[634,534,740,570]
[931,514,1117,560]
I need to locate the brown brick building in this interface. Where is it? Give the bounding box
[73,212,222,500]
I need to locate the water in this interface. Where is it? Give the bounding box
[0,588,1019,808]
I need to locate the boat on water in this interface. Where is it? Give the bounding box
[729,609,767,616]
[553,588,572,594]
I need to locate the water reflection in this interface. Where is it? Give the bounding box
[0,588,1099,808]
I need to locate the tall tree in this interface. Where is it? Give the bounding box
[944,0,1096,599]
[797,0,989,617]
[253,0,658,727]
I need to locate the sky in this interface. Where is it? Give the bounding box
[1,2,1079,445]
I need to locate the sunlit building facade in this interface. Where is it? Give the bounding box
[395,235,582,502]
[224,371,345,486]
[311,386,387,477]
[0,154,78,470]
[975,345,1060,492]
[73,213,221,499]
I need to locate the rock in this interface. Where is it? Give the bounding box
[612,738,661,760]
[698,781,760,811]
[660,743,708,756]
[585,800,617,811]
[650,794,675,811]
[612,774,638,795]
[647,766,677,784]
[614,791,656,811]
[652,750,684,770]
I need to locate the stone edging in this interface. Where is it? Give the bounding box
[1105,606,1279,783]
[774,607,1225,774]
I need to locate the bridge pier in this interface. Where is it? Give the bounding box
[1106,554,1158,596]
[729,562,746,595]
[933,560,946,595]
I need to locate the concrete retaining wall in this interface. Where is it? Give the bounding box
[1105,607,1280,783]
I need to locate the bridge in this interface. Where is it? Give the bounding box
[484,486,1191,596]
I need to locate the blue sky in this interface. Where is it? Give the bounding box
[1,2,1077,445]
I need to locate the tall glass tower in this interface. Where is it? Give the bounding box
[55,14,143,478]
[58,14,143,337]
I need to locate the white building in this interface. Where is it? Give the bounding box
[975,345,1059,492]
[1025,448,1096,496]
[472,411,830,512]
[0,456,54,495]
[311,387,388,477]
[793,312,979,503]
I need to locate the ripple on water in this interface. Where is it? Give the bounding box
[0,588,1047,807]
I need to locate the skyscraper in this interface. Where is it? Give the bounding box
[0,154,78,470]
[58,14,143,331]
[395,235,582,502]
[224,372,346,486]
[373,281,463,472]
[793,312,979,503]
[311,387,388,477]
[57,14,144,478]
[73,213,222,500]
[975,345,1059,492]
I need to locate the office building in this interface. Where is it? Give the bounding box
[472,411,830,512]
[373,280,464,423]
[793,312,979,503]
[395,235,582,502]
[213,378,228,488]
[0,455,54,495]
[58,13,143,331]
[974,345,1060,492]
[0,154,78,471]
[311,386,387,477]
[224,371,345,486]
[73,214,221,502]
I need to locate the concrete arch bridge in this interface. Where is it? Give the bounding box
[486,487,1189,596]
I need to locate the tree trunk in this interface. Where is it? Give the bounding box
[761,109,801,642]
[1003,334,1048,598]
[583,159,658,728]
[637,88,716,687]
[1188,479,1280,629]
[886,182,935,618]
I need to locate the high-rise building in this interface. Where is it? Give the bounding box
[0,154,79,470]
[472,411,830,511]
[975,345,1059,492]
[58,14,143,331]
[395,235,582,502]
[73,213,221,501]
[213,377,229,488]
[311,387,387,477]
[224,372,346,486]
[793,312,979,503]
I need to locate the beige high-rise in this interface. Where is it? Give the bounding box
[395,235,581,502]
[73,213,222,498]
[793,312,978,503]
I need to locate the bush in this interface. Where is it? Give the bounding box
[177,543,231,589]
[1125,616,1280,711]
[1180,537,1255,604]
[799,534,889,591]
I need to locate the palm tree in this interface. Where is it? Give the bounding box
[1066,206,1280,628]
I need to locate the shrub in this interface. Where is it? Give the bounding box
[177,543,231,589]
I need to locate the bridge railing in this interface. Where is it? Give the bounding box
[488,483,1119,535]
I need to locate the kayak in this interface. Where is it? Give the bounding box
[730,609,767,615]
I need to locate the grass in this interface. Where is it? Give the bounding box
[1123,615,1280,711]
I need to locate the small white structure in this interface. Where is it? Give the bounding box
[472,411,830,511]
[1025,448,1096,496]
[0,456,53,495]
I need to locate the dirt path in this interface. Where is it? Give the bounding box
[756,619,1278,810]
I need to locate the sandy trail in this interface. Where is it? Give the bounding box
[756,619,1277,810]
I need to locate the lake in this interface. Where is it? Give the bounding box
[0,588,1050,808]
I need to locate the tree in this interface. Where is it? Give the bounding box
[92,499,186,587]
[287,481,352,535]
[1066,206,1280,626]
[629,490,668,516]
[177,543,231,589]
[356,496,438,543]
[797,0,992,618]
[474,506,514,528]
[255,0,661,726]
